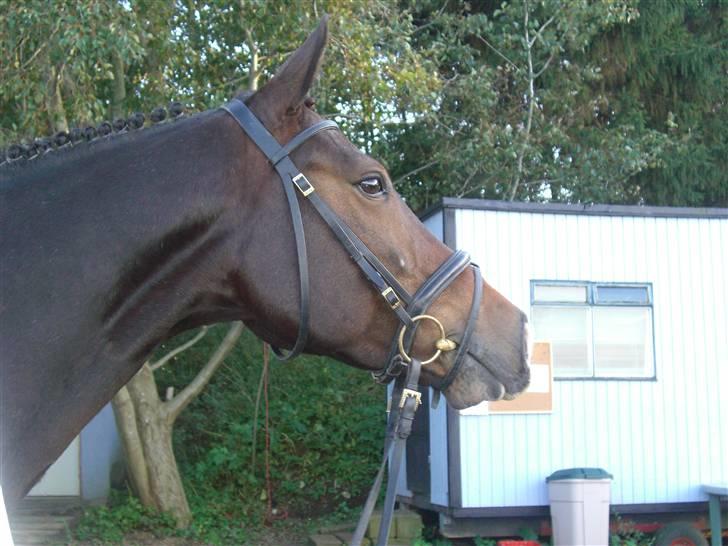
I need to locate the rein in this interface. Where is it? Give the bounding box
[221,99,483,546]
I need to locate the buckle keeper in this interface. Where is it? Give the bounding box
[292,173,315,196]
[381,286,401,309]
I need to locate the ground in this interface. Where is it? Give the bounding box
[64,520,312,546]
[66,528,308,545]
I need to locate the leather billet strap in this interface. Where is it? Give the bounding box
[350,358,423,546]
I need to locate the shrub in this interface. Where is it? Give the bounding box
[74,490,176,544]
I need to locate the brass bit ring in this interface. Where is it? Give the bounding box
[398,314,455,365]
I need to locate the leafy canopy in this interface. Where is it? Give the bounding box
[1,0,724,208]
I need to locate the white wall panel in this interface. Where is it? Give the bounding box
[445,206,728,508]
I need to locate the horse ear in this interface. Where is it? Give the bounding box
[252,16,329,119]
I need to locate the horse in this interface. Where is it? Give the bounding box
[0,17,530,509]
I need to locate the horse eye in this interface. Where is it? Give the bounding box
[358,177,385,196]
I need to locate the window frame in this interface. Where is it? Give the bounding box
[530,280,656,381]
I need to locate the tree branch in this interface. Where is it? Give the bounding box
[393,160,439,185]
[413,0,450,34]
[476,35,522,72]
[455,168,479,198]
[244,28,259,92]
[150,326,208,372]
[165,322,244,423]
[528,15,556,48]
[20,22,61,70]
[110,50,126,120]
[534,51,556,80]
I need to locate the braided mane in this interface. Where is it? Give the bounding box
[0,102,186,169]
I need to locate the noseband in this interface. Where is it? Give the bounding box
[222,99,483,545]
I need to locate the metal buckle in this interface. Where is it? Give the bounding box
[381,286,401,309]
[399,388,422,409]
[292,173,315,197]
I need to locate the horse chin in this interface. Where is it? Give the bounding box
[440,337,531,410]
[440,355,507,410]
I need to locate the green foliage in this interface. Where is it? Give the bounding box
[610,530,655,546]
[74,490,176,544]
[473,538,498,546]
[72,324,383,544]
[150,325,384,541]
[610,513,655,546]
[590,0,727,207]
[413,538,453,546]
[518,525,540,541]
[3,0,724,209]
[0,0,145,136]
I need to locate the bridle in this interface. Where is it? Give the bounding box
[221,98,483,546]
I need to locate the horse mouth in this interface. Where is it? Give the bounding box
[440,321,531,410]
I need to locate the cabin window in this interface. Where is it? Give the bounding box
[530,281,654,379]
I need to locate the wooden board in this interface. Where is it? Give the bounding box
[488,341,553,414]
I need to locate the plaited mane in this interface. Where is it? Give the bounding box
[0,102,185,169]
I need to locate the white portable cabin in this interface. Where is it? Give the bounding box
[400,198,728,536]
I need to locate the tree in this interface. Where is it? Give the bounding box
[0,1,145,138]
[376,0,725,209]
[588,0,727,206]
[112,322,244,527]
[2,1,724,208]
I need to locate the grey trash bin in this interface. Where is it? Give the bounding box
[547,468,613,546]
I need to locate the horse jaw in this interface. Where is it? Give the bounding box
[432,284,532,410]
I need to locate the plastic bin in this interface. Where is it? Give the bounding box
[547,468,613,546]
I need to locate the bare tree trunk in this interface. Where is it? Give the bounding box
[509,0,534,202]
[45,64,68,133]
[126,364,191,526]
[111,322,244,528]
[243,13,259,92]
[111,386,153,506]
[110,51,126,120]
[508,1,557,201]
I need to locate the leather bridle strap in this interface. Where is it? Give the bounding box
[222,97,485,546]
[353,259,480,546]
[221,100,320,359]
[437,265,482,392]
[373,250,471,383]
[351,357,423,546]
[222,99,414,357]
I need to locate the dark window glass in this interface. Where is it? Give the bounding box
[594,285,649,304]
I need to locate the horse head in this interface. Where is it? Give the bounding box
[227,18,530,409]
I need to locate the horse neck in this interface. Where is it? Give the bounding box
[0,110,248,503]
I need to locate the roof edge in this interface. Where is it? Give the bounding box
[419,197,728,220]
